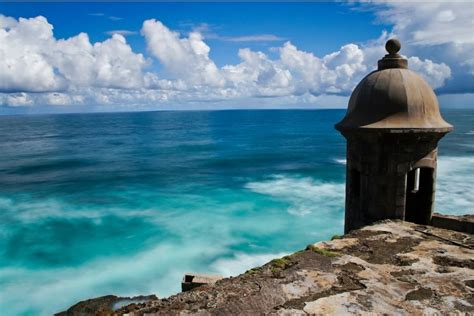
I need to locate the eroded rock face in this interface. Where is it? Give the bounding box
[58,220,474,315]
[55,295,158,316]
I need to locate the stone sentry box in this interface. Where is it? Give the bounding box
[335,39,453,233]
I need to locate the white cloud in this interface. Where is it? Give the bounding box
[219,34,286,42]
[1,93,33,107]
[364,1,474,93]
[141,19,224,87]
[53,33,148,89]
[105,30,137,36]
[0,15,148,95]
[0,16,65,92]
[222,48,293,97]
[42,93,73,106]
[373,1,474,46]
[139,19,383,99]
[108,16,123,21]
[0,8,467,110]
[408,56,451,89]
[180,22,285,43]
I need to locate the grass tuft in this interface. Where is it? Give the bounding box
[245,268,261,275]
[270,258,288,268]
[305,245,340,257]
[270,256,293,269]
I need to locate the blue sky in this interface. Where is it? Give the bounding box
[0,2,386,76]
[0,1,473,113]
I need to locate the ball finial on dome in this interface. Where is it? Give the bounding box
[378,38,406,69]
[385,38,401,55]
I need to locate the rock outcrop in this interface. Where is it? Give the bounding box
[55,295,158,316]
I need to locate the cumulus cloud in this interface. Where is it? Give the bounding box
[222,48,293,97]
[140,19,390,99]
[0,16,65,92]
[373,1,474,46]
[408,57,451,89]
[141,19,224,86]
[1,93,33,107]
[0,15,148,95]
[42,93,73,106]
[140,19,373,98]
[220,41,367,97]
[54,33,148,89]
[364,0,474,93]
[0,7,466,109]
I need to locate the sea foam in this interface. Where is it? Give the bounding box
[436,156,474,215]
[0,175,346,315]
[245,175,345,216]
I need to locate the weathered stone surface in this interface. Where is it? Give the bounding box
[54,295,158,316]
[431,212,474,234]
[59,220,473,315]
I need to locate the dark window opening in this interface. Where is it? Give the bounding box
[405,167,434,225]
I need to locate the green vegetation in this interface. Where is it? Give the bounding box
[331,234,342,240]
[270,256,293,269]
[270,256,296,273]
[245,268,261,275]
[306,245,340,257]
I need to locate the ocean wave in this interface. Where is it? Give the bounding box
[0,240,225,316]
[333,158,347,165]
[0,178,344,315]
[436,156,474,215]
[0,196,157,223]
[242,157,474,218]
[245,175,345,217]
[0,248,287,315]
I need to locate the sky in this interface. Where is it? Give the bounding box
[0,1,473,114]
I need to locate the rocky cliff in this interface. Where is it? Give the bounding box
[58,219,474,315]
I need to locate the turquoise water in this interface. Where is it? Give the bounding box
[0,109,473,315]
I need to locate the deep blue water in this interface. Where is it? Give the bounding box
[0,109,473,315]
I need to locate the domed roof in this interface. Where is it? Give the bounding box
[336,39,452,131]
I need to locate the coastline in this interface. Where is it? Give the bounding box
[58,216,474,315]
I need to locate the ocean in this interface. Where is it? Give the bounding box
[0,109,473,315]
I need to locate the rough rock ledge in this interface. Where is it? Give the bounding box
[57,220,474,315]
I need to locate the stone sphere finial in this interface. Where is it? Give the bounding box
[385,38,401,55]
[378,38,406,69]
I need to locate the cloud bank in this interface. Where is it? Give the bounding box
[366,1,474,94]
[1,1,472,110]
